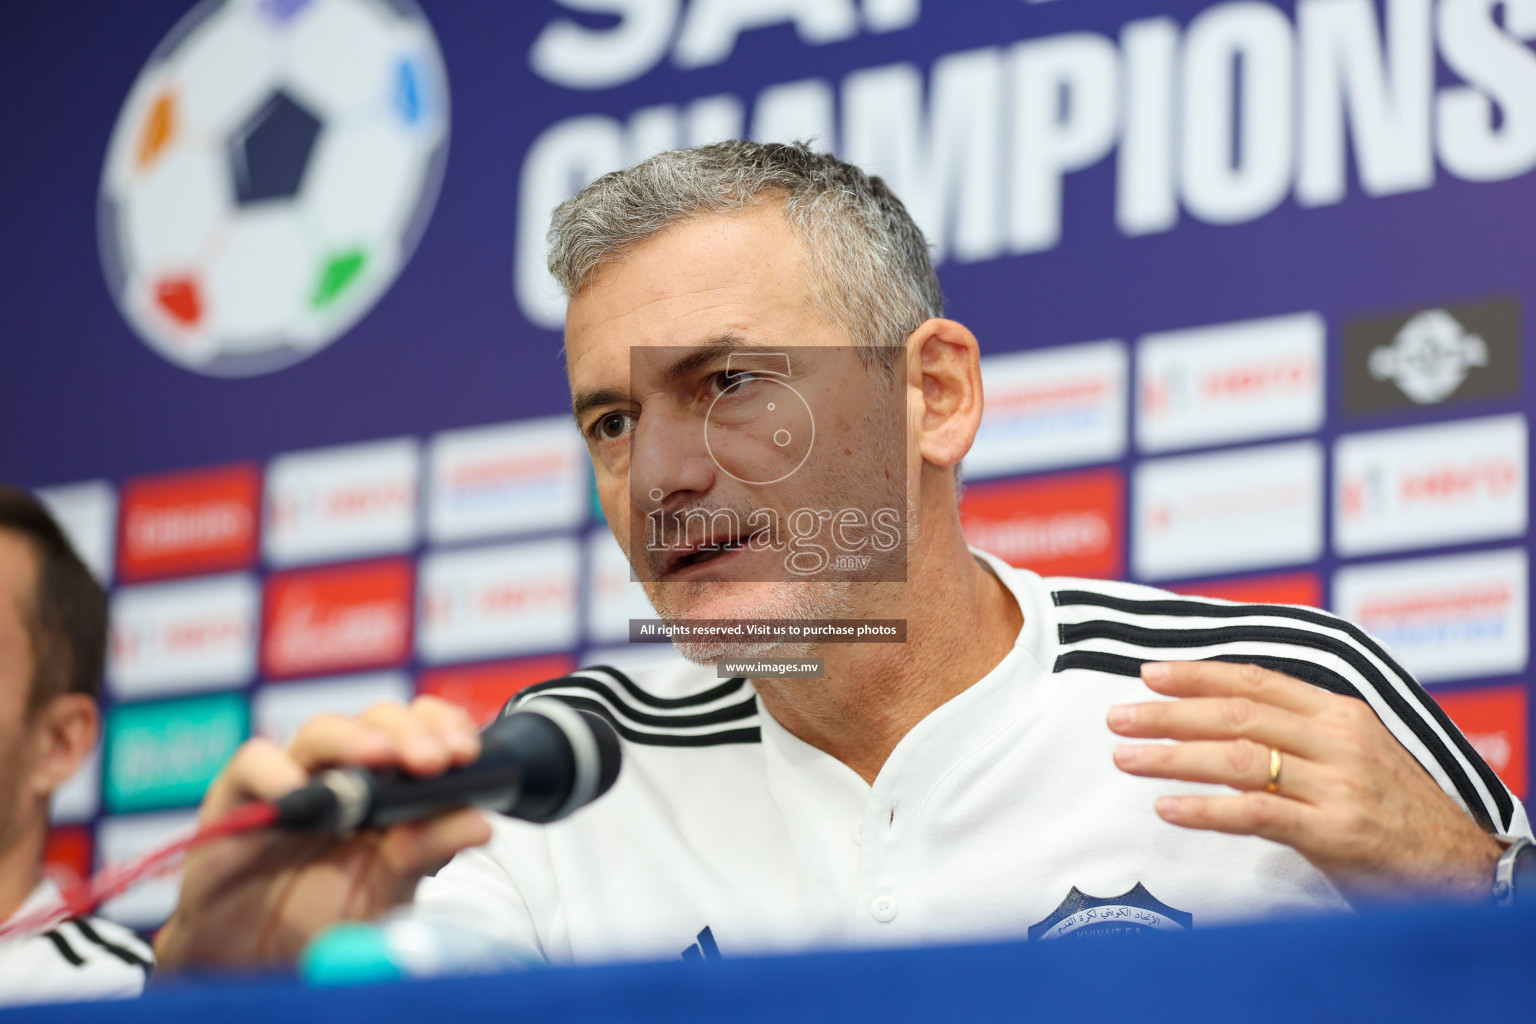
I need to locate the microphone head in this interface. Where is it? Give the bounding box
[511,698,622,822]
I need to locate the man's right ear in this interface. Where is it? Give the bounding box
[26,693,99,801]
[906,318,984,471]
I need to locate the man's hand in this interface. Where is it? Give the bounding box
[1107,660,1502,905]
[153,696,493,970]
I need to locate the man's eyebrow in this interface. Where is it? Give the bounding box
[572,387,630,425]
[570,335,756,425]
[661,334,750,383]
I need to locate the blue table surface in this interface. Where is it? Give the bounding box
[10,901,1536,1023]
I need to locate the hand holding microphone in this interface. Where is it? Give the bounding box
[274,699,622,832]
[154,693,621,971]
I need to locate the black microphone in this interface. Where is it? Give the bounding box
[272,699,622,833]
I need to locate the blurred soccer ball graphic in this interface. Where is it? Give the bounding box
[98,0,450,376]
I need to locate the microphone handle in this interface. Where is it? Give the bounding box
[273,707,579,833]
[273,758,528,833]
[368,759,529,830]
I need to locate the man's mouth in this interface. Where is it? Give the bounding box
[664,531,760,577]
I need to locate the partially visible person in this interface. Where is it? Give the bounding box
[0,484,151,1005]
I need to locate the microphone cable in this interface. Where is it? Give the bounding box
[0,799,278,942]
[0,697,622,943]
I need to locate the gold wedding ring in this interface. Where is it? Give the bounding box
[1265,747,1283,795]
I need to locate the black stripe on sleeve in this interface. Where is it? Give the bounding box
[537,693,761,747]
[69,918,152,973]
[548,666,749,710]
[1055,650,1359,700]
[43,929,85,968]
[1051,594,1511,832]
[588,665,751,709]
[517,677,758,729]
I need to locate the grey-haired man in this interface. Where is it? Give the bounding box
[156,142,1528,968]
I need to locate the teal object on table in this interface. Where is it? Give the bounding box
[300,923,404,987]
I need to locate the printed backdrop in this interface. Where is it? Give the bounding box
[2,0,1532,927]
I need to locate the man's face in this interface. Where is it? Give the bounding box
[565,205,907,651]
[0,532,38,850]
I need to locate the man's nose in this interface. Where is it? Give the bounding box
[629,401,717,513]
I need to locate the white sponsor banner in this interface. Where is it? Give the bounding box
[1134,441,1323,581]
[417,538,579,664]
[968,340,1127,478]
[1137,312,1325,453]
[253,672,414,748]
[265,437,420,566]
[1334,414,1527,557]
[108,573,259,698]
[1333,549,1528,684]
[585,531,657,645]
[37,480,117,584]
[98,810,198,927]
[427,417,587,544]
[49,745,100,825]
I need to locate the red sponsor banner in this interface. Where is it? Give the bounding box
[119,463,259,580]
[1435,685,1528,801]
[262,559,413,678]
[418,655,577,726]
[1169,571,1322,608]
[960,469,1123,578]
[43,825,93,892]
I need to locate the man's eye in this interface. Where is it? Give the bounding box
[595,412,633,440]
[710,370,761,394]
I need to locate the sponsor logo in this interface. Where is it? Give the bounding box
[417,539,580,664]
[1134,441,1322,581]
[586,532,659,645]
[98,810,198,927]
[1029,883,1192,940]
[251,672,413,748]
[1334,414,1527,556]
[1435,686,1528,801]
[262,559,414,678]
[49,747,101,825]
[104,693,249,813]
[679,926,723,963]
[960,469,1123,578]
[119,463,259,580]
[418,655,577,726]
[1169,571,1322,608]
[968,340,1128,479]
[1333,549,1527,684]
[1345,297,1520,413]
[108,573,259,699]
[36,480,117,584]
[265,438,420,566]
[1137,312,1324,453]
[427,417,588,543]
[43,826,94,894]
[98,0,450,377]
